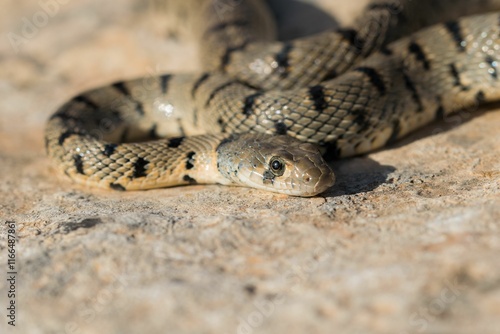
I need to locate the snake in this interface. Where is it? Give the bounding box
[45,0,500,197]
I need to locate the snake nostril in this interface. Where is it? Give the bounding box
[303,175,312,183]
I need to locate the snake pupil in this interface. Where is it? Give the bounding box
[269,157,285,176]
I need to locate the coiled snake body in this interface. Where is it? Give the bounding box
[46,0,500,196]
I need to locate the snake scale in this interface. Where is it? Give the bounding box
[46,0,500,196]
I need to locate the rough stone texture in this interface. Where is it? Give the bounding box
[1,1,500,333]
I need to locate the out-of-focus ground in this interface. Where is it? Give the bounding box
[0,0,499,333]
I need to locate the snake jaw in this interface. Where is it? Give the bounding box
[216,134,335,197]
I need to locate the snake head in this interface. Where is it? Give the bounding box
[216,134,335,197]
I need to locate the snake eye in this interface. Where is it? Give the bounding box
[269,156,285,176]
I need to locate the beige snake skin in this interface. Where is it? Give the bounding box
[45,0,500,196]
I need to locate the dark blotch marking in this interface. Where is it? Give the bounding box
[242,92,263,116]
[205,81,237,107]
[103,143,118,157]
[58,131,77,145]
[160,74,172,94]
[355,67,386,95]
[402,72,423,112]
[387,120,401,145]
[191,73,210,98]
[73,154,84,175]
[408,42,430,70]
[185,151,195,170]
[444,21,466,51]
[485,55,498,79]
[337,28,364,52]
[113,81,145,115]
[110,110,124,122]
[220,42,249,68]
[217,117,226,132]
[135,103,145,116]
[133,157,149,178]
[475,90,486,104]
[309,85,328,112]
[73,95,99,109]
[323,141,341,161]
[149,124,160,139]
[379,45,393,56]
[351,108,370,131]
[435,105,445,121]
[274,122,288,135]
[275,42,293,77]
[49,112,78,122]
[112,81,130,96]
[168,136,185,148]
[322,69,338,81]
[110,183,126,191]
[449,63,463,87]
[183,175,197,184]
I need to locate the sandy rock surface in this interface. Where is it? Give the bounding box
[1,0,500,333]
